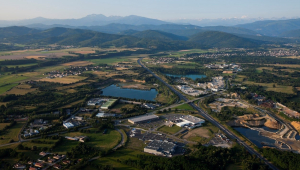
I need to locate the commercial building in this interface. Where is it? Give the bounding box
[144,140,176,157]
[128,115,159,124]
[175,115,205,129]
[63,122,74,129]
[96,112,116,118]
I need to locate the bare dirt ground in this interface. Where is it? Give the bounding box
[291,121,300,132]
[25,56,47,60]
[73,51,95,54]
[0,52,77,60]
[161,65,173,68]
[121,83,151,90]
[183,128,210,139]
[62,61,94,66]
[39,76,86,84]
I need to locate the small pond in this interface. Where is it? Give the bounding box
[234,127,277,148]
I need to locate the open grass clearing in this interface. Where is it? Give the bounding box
[174,103,196,111]
[3,84,38,95]
[86,56,139,66]
[0,83,18,95]
[55,82,88,90]
[0,122,25,145]
[54,129,121,154]
[243,81,294,94]
[39,76,87,84]
[95,148,143,170]
[256,67,273,73]
[0,74,29,86]
[4,63,38,68]
[25,56,47,60]
[157,125,182,135]
[62,61,95,66]
[0,123,10,130]
[59,99,84,108]
[264,64,300,68]
[281,56,300,59]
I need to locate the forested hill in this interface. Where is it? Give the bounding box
[0,26,278,49]
[188,31,260,48]
[131,30,188,41]
[280,29,300,38]
[0,26,41,39]
[237,18,300,36]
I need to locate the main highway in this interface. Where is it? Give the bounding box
[137,58,278,170]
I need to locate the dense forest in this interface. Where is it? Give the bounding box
[117,144,268,170]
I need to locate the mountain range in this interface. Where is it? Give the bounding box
[0,14,300,50]
[0,26,295,50]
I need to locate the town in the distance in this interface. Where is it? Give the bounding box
[1,7,300,170]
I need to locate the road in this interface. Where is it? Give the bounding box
[138,58,278,170]
[113,128,126,150]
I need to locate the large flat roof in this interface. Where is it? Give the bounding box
[128,115,159,123]
[181,115,204,124]
[145,140,176,152]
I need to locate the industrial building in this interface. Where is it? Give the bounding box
[96,112,116,118]
[144,140,176,157]
[128,115,159,124]
[63,122,74,129]
[175,115,205,129]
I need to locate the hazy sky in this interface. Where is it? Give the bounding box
[0,0,299,20]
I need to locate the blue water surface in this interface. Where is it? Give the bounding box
[101,84,158,101]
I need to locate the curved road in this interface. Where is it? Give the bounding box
[137,58,278,170]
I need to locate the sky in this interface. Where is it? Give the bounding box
[0,0,299,20]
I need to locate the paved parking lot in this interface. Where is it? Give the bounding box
[136,119,165,129]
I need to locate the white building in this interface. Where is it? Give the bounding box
[175,115,205,129]
[63,122,74,129]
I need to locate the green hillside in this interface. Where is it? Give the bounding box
[0,26,41,39]
[188,31,260,48]
[280,29,300,38]
[131,30,188,41]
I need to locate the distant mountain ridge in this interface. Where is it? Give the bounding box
[237,18,300,36]
[1,15,300,39]
[0,14,169,27]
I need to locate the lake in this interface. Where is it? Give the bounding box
[164,74,206,80]
[101,84,158,101]
[234,127,276,148]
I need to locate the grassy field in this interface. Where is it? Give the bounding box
[95,149,142,170]
[174,103,196,111]
[0,123,10,130]
[0,122,25,145]
[158,125,182,134]
[39,76,87,84]
[53,129,121,154]
[0,83,18,94]
[4,63,38,68]
[243,81,294,94]
[94,136,149,170]
[62,61,94,66]
[0,75,29,86]
[3,84,38,95]
[86,56,135,65]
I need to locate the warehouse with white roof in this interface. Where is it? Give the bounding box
[175,115,205,129]
[128,115,159,124]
